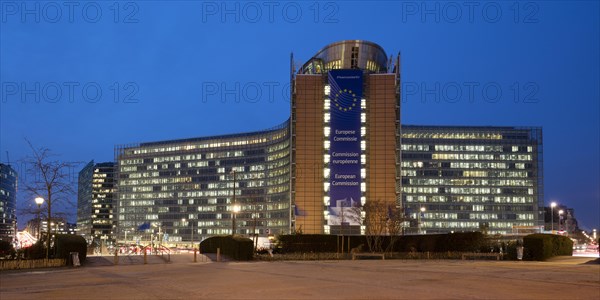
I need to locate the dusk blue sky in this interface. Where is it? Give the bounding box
[1,1,598,230]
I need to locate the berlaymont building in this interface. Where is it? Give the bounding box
[114,41,543,244]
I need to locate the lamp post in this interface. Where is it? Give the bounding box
[124,229,130,246]
[558,210,564,232]
[418,207,426,234]
[34,197,44,240]
[151,223,162,253]
[231,170,239,235]
[550,202,557,233]
[232,204,241,236]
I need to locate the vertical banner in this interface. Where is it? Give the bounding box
[328,69,362,226]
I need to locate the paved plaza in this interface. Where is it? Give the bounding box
[1,255,599,299]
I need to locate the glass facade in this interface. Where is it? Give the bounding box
[300,40,389,75]
[115,121,290,244]
[77,161,116,244]
[107,41,544,239]
[400,126,544,234]
[0,163,18,243]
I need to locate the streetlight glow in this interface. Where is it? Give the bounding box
[418,207,426,234]
[35,197,44,206]
[232,204,241,235]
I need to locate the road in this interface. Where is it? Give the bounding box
[1,255,598,299]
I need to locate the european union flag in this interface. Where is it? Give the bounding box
[294,205,307,216]
[137,222,151,231]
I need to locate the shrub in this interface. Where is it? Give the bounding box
[200,236,253,261]
[441,232,487,252]
[24,240,46,259]
[0,240,15,258]
[278,235,336,253]
[275,232,487,254]
[416,235,438,252]
[54,234,87,264]
[523,234,573,261]
[392,232,487,253]
[277,234,368,253]
[504,241,519,260]
[553,235,573,256]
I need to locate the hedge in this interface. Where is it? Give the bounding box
[24,241,46,259]
[523,234,573,261]
[0,240,15,257]
[54,234,87,264]
[276,232,488,253]
[200,236,254,261]
[277,234,355,253]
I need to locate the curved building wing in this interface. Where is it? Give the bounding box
[115,120,290,242]
[113,41,543,243]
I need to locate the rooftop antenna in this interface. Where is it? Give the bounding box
[5,151,9,166]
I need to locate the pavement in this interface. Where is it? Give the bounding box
[1,255,599,299]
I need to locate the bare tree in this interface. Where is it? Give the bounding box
[349,199,406,253]
[22,140,79,259]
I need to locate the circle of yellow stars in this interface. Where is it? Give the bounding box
[333,89,358,112]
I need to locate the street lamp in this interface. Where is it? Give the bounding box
[124,229,131,245]
[151,223,162,253]
[231,169,239,236]
[418,207,426,234]
[232,204,241,235]
[558,210,564,232]
[550,202,557,233]
[34,197,44,240]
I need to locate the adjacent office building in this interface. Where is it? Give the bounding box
[401,125,543,234]
[112,40,544,242]
[115,123,290,242]
[77,161,116,244]
[0,163,18,242]
[26,217,77,237]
